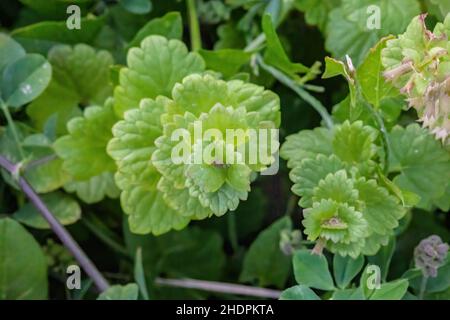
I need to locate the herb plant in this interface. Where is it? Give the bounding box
[0,0,449,301]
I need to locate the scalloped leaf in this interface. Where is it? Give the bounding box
[27,44,113,134]
[166,74,280,126]
[64,172,120,204]
[108,97,190,234]
[332,120,378,165]
[325,0,420,66]
[54,99,118,180]
[388,124,450,209]
[114,35,205,117]
[290,154,346,208]
[280,127,333,168]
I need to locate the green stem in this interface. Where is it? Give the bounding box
[227,213,239,252]
[419,276,428,300]
[362,100,391,173]
[0,99,25,159]
[186,0,201,51]
[256,54,333,129]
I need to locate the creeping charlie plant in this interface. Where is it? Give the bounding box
[0,0,449,302]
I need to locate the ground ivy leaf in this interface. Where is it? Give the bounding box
[97,283,139,300]
[325,0,421,66]
[1,53,51,108]
[128,12,182,49]
[108,97,190,235]
[114,35,205,117]
[388,124,450,209]
[290,154,345,208]
[280,127,333,169]
[27,44,113,135]
[279,285,321,300]
[332,120,378,165]
[240,216,292,289]
[54,99,118,180]
[13,192,81,229]
[293,249,335,291]
[64,172,120,204]
[0,218,48,299]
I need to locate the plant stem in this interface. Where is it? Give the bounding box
[419,276,428,300]
[186,0,201,51]
[255,54,334,129]
[244,34,266,53]
[0,99,25,159]
[0,155,110,292]
[363,101,391,173]
[155,277,281,299]
[311,238,325,255]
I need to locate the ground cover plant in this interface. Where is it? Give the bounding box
[0,0,449,300]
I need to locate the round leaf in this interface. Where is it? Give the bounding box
[1,54,51,108]
[0,218,48,299]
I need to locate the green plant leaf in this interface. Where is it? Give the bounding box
[293,0,340,32]
[333,254,365,289]
[1,54,51,108]
[325,0,421,66]
[12,16,105,54]
[368,236,395,281]
[97,283,139,300]
[279,285,321,300]
[369,279,409,300]
[127,12,182,49]
[332,120,378,166]
[0,218,48,299]
[120,0,152,15]
[54,99,118,180]
[240,216,292,289]
[198,49,251,78]
[114,35,205,117]
[19,0,94,20]
[108,97,190,235]
[64,172,120,204]
[289,154,345,208]
[262,13,309,81]
[0,33,26,73]
[388,124,450,209]
[14,192,81,229]
[293,249,335,290]
[357,36,397,108]
[280,127,333,168]
[331,287,365,300]
[0,124,70,193]
[27,44,113,135]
